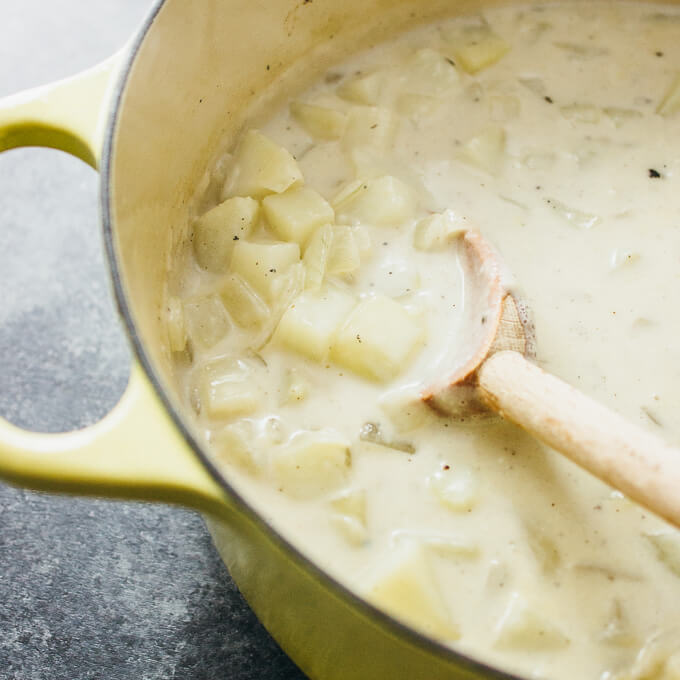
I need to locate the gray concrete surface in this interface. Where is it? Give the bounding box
[0,2,306,678]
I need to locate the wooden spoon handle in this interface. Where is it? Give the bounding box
[477,350,680,528]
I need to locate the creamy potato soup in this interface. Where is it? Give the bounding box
[166,3,680,679]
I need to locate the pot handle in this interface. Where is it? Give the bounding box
[0,55,229,517]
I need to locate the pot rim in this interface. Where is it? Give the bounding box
[100,3,524,678]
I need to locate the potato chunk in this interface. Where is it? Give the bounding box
[199,356,263,419]
[276,286,356,362]
[402,48,461,96]
[272,429,351,498]
[342,106,397,153]
[457,126,506,175]
[337,70,388,105]
[413,209,465,251]
[229,241,300,301]
[227,129,303,199]
[657,72,680,117]
[262,186,334,246]
[334,176,415,227]
[290,101,347,140]
[212,420,262,475]
[220,273,269,329]
[495,592,570,650]
[193,196,259,272]
[331,295,423,381]
[366,545,460,641]
[445,24,510,74]
[183,293,231,350]
[428,467,478,512]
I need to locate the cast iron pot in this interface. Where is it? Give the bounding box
[0,1,523,678]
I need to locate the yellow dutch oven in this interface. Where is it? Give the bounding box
[0,1,519,678]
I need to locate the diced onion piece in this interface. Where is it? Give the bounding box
[657,72,680,117]
[219,273,269,329]
[365,545,460,641]
[331,295,424,381]
[272,429,351,498]
[327,226,361,276]
[334,176,415,227]
[428,467,478,512]
[342,106,397,153]
[337,70,388,105]
[413,209,465,251]
[457,126,506,175]
[212,420,262,475]
[379,386,434,432]
[402,48,460,96]
[359,422,415,454]
[165,295,187,352]
[262,186,334,247]
[226,129,303,200]
[546,197,601,229]
[445,24,510,74]
[303,223,334,291]
[275,286,356,362]
[645,532,680,577]
[604,107,643,127]
[200,356,262,418]
[280,367,310,405]
[229,241,300,301]
[494,592,570,650]
[193,196,260,272]
[290,101,347,140]
[183,294,231,349]
[560,103,601,124]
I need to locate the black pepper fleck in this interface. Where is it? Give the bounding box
[649,168,662,178]
[544,96,553,104]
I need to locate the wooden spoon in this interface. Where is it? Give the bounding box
[422,230,680,529]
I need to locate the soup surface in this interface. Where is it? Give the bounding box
[167,3,680,679]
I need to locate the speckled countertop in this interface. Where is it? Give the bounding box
[0,2,306,678]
